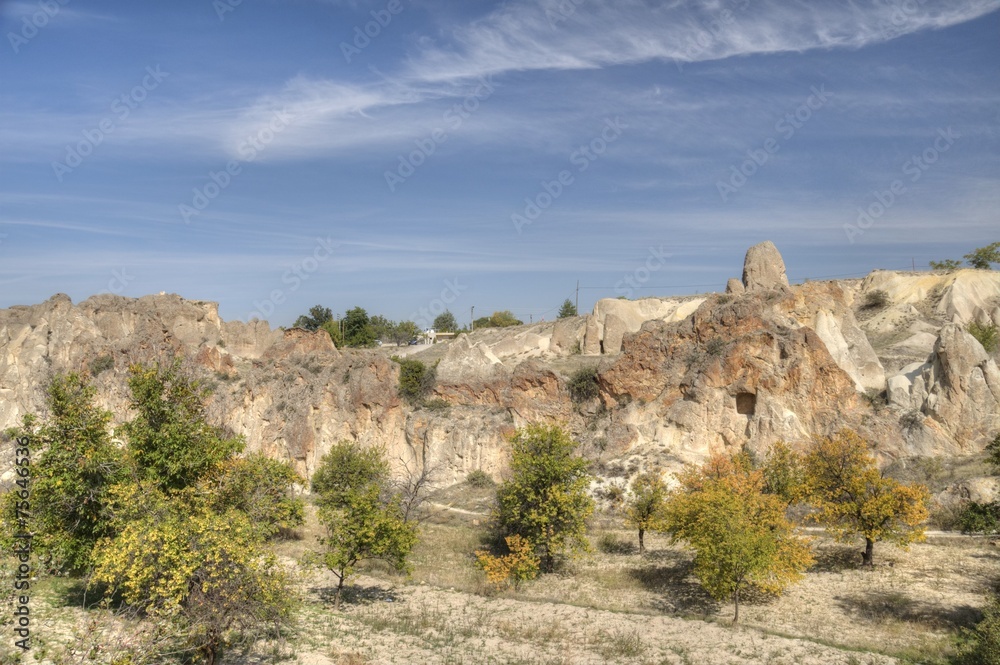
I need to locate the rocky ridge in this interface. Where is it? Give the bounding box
[1,244,998,496]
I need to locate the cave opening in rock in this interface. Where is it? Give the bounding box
[736,392,756,416]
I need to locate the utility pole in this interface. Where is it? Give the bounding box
[470,305,475,332]
[575,279,579,315]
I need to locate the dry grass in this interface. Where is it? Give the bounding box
[11,492,998,664]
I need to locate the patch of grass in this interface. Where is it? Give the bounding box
[598,531,637,555]
[597,628,645,659]
[88,354,115,375]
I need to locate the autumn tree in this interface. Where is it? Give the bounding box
[494,424,594,572]
[802,429,929,566]
[313,441,418,608]
[92,500,294,665]
[623,471,669,553]
[661,453,813,623]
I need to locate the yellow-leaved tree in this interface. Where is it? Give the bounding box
[802,429,929,566]
[623,471,669,553]
[662,453,813,623]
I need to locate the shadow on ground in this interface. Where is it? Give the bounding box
[627,550,718,616]
[835,591,983,630]
[312,583,402,607]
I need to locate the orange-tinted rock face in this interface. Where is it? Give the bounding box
[599,291,862,457]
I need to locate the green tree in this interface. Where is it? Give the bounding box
[369,314,395,343]
[3,375,126,572]
[343,306,377,347]
[392,320,421,346]
[494,424,594,572]
[661,453,813,623]
[312,441,418,608]
[623,471,668,553]
[929,259,962,272]
[202,453,305,539]
[294,305,334,331]
[802,429,929,566]
[320,318,343,347]
[965,242,1000,270]
[558,299,578,318]
[433,310,458,332]
[122,361,244,493]
[474,310,524,329]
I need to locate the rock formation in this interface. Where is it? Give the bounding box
[742,240,790,291]
[2,244,999,495]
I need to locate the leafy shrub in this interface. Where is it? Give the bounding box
[929,259,962,272]
[958,501,1000,535]
[466,468,495,488]
[863,289,891,309]
[88,354,114,375]
[968,321,999,353]
[474,534,539,591]
[396,358,436,404]
[597,532,636,555]
[959,591,1000,665]
[568,366,600,403]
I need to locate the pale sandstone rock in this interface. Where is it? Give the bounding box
[741,241,790,291]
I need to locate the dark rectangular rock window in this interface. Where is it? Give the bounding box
[736,392,756,416]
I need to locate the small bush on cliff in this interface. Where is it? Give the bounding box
[466,468,495,488]
[968,321,999,353]
[863,290,891,309]
[396,358,436,404]
[568,366,599,403]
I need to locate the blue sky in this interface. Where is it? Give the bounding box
[1,0,998,328]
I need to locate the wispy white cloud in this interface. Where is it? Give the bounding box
[402,0,1000,83]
